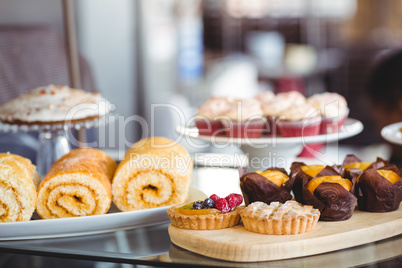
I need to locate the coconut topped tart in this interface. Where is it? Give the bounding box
[0,84,112,124]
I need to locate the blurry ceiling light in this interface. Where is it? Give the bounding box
[225,0,268,19]
[225,0,356,20]
[284,44,317,75]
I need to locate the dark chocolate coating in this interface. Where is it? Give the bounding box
[342,154,362,166]
[301,166,357,221]
[290,162,310,204]
[314,183,357,221]
[240,168,293,206]
[357,165,402,212]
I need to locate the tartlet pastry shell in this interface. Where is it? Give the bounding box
[240,201,320,235]
[167,204,242,230]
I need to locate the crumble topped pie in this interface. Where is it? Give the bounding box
[240,200,320,235]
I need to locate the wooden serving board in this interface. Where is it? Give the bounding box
[168,206,402,262]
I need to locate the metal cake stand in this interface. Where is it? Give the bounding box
[0,115,114,177]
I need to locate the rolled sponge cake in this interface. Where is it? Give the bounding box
[0,153,40,222]
[36,148,116,219]
[112,137,193,211]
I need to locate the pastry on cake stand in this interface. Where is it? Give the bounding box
[0,85,114,177]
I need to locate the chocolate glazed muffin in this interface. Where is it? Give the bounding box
[356,164,402,212]
[291,164,357,221]
[240,167,295,206]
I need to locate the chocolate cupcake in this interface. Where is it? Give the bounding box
[341,154,389,182]
[299,166,357,221]
[290,162,327,204]
[356,164,402,212]
[240,167,295,206]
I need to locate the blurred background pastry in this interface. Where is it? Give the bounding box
[221,98,265,138]
[0,84,112,125]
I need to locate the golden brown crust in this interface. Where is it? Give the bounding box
[38,148,116,198]
[36,148,116,219]
[167,204,242,230]
[112,137,193,212]
[0,115,100,126]
[0,153,39,222]
[240,201,320,235]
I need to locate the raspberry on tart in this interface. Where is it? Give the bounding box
[167,194,243,230]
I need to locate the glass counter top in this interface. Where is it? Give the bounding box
[0,162,401,267]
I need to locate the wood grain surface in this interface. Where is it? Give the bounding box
[168,206,402,262]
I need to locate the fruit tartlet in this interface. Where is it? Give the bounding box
[307,92,349,134]
[356,164,402,212]
[276,103,321,137]
[240,200,320,235]
[240,167,295,205]
[221,98,266,138]
[195,97,232,136]
[167,194,243,230]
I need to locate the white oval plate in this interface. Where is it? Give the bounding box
[0,187,206,241]
[177,118,363,145]
[381,122,402,145]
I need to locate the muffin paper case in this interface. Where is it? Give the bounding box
[222,98,265,138]
[341,154,389,182]
[341,154,390,171]
[290,162,331,204]
[356,164,402,212]
[277,116,321,137]
[300,166,357,221]
[195,116,225,136]
[320,108,349,134]
[290,162,312,204]
[222,118,266,138]
[240,168,295,206]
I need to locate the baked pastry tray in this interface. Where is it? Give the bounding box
[168,206,402,262]
[0,187,206,241]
